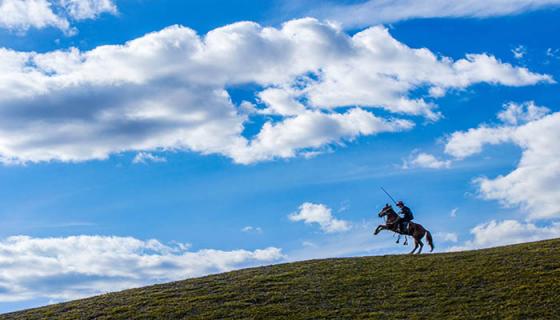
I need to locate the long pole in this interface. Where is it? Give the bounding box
[380,187,398,206]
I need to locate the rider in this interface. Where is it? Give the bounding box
[395,200,414,234]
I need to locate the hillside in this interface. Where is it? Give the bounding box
[2,238,560,319]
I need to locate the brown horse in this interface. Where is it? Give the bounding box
[374,204,434,254]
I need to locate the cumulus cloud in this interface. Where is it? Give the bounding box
[402,151,451,169]
[451,219,560,250]
[0,19,551,165]
[132,152,166,164]
[304,0,560,28]
[0,0,117,34]
[497,101,550,125]
[236,109,414,163]
[445,126,515,159]
[435,232,459,243]
[60,0,117,20]
[289,202,351,233]
[445,101,560,219]
[0,0,70,32]
[0,235,283,302]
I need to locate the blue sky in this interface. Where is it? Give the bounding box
[0,0,560,313]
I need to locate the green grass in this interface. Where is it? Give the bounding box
[3,238,560,319]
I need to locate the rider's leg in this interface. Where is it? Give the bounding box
[402,218,411,234]
[394,217,402,233]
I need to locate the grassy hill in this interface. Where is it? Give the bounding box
[2,239,560,319]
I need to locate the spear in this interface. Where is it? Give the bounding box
[380,187,398,206]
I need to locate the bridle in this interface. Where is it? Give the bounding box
[380,206,399,225]
[379,206,390,223]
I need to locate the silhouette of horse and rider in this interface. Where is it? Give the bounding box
[374,200,434,254]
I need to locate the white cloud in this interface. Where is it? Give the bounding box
[497,101,550,125]
[60,0,117,20]
[435,232,458,243]
[235,109,414,163]
[0,0,70,32]
[0,235,283,302]
[0,19,551,165]
[338,200,350,213]
[132,152,166,164]
[301,241,317,248]
[445,101,560,219]
[546,48,560,59]
[402,151,451,169]
[451,219,560,250]
[512,45,527,59]
[305,0,560,28]
[450,208,458,218]
[257,87,307,116]
[445,126,515,159]
[241,226,263,234]
[0,0,117,34]
[289,202,351,233]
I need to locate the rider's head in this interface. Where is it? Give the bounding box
[396,201,404,207]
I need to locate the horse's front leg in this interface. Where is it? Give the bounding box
[374,225,385,235]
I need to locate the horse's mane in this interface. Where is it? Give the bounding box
[382,205,399,222]
[384,205,397,215]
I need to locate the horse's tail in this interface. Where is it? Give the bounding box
[425,230,434,252]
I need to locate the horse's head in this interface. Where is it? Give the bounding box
[378,203,393,218]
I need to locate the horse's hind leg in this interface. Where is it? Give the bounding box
[410,240,418,254]
[417,239,424,254]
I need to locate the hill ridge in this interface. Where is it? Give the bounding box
[3,238,560,319]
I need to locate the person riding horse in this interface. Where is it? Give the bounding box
[395,200,414,234]
[375,203,433,254]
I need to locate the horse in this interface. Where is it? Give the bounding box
[374,204,434,254]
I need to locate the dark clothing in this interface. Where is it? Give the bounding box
[400,206,414,222]
[396,206,414,234]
